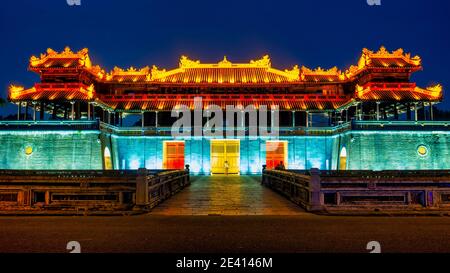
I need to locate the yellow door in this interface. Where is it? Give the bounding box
[210,139,240,175]
[104,147,113,170]
[339,147,347,170]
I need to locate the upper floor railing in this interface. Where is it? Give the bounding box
[99,121,352,136]
[351,120,450,131]
[0,120,100,131]
[0,119,448,135]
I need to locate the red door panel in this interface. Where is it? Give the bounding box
[164,142,185,170]
[266,141,286,170]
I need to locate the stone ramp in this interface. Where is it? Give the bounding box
[150,175,306,215]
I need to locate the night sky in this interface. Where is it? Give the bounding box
[1,0,449,115]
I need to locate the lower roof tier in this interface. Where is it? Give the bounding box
[8,82,443,111]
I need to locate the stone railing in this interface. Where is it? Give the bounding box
[0,168,189,215]
[262,169,450,212]
[99,122,352,137]
[351,120,450,131]
[0,120,100,131]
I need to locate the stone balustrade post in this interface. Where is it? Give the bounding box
[309,168,323,211]
[135,168,149,207]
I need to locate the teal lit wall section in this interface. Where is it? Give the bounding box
[343,131,450,170]
[2,129,448,173]
[111,135,211,174]
[239,138,263,174]
[111,135,164,170]
[285,136,338,170]
[110,135,338,174]
[0,131,102,169]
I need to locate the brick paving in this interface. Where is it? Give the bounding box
[150,175,306,215]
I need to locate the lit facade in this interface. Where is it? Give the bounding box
[3,46,449,174]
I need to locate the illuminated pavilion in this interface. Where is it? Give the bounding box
[3,46,449,174]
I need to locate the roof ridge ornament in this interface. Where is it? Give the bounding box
[426,84,443,97]
[301,66,341,74]
[179,55,201,68]
[283,65,300,81]
[250,55,271,68]
[150,65,168,81]
[363,46,421,65]
[29,46,90,67]
[105,66,150,81]
[218,56,232,67]
[300,66,345,81]
[345,46,422,78]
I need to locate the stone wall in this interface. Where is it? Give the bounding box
[342,131,450,170]
[2,129,448,173]
[0,130,102,169]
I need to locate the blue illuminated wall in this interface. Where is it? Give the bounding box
[109,135,338,174]
[0,131,102,169]
[109,131,450,173]
[238,136,338,173]
[1,128,448,172]
[341,131,450,170]
[110,135,212,174]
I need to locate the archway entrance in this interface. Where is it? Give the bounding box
[339,147,347,170]
[104,147,113,170]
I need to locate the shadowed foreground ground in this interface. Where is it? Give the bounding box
[1,176,450,253]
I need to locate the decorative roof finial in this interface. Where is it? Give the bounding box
[179,55,200,68]
[250,55,271,68]
[218,56,232,67]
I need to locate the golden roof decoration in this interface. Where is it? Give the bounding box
[301,66,341,75]
[250,55,271,68]
[176,55,273,69]
[78,54,92,68]
[8,84,24,94]
[110,66,150,74]
[8,85,35,100]
[29,47,90,67]
[424,84,443,98]
[179,56,201,68]
[86,65,106,79]
[301,66,346,81]
[85,84,95,99]
[283,65,300,81]
[218,56,232,67]
[362,46,421,66]
[150,65,169,81]
[105,66,150,81]
[26,47,424,84]
[344,46,421,78]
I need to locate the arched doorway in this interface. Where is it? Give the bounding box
[339,147,347,170]
[104,147,113,170]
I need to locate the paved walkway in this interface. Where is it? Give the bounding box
[150,175,306,215]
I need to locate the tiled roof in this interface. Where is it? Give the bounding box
[151,67,296,84]
[9,83,94,101]
[357,83,442,102]
[97,94,351,111]
[8,46,440,111]
[29,47,90,69]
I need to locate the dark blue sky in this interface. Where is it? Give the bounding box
[1,0,449,114]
